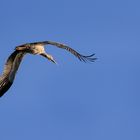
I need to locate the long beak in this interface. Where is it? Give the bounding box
[40,53,57,64]
[50,59,57,64]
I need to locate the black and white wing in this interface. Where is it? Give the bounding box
[0,51,25,97]
[41,41,97,62]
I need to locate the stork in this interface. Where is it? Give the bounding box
[0,41,97,97]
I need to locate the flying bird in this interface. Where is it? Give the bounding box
[0,41,97,97]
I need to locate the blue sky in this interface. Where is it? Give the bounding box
[0,0,140,140]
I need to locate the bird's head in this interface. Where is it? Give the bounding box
[15,43,47,55]
[40,53,57,64]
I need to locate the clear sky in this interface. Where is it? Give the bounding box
[0,0,139,140]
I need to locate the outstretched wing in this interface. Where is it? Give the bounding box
[0,76,13,97]
[42,41,97,62]
[0,50,25,97]
[2,51,19,77]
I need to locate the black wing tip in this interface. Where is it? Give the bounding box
[79,54,97,63]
